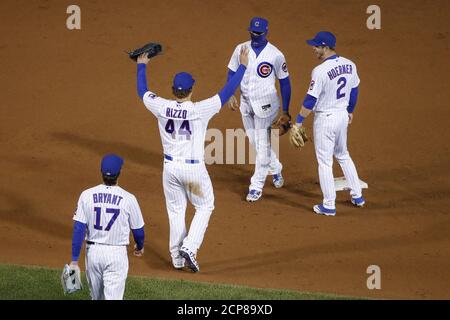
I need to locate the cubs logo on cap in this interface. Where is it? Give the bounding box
[248,17,268,33]
[257,62,273,78]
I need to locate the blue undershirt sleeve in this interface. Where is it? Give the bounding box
[347,86,359,113]
[227,68,236,83]
[218,65,247,106]
[131,227,145,250]
[71,221,86,261]
[279,77,291,113]
[303,94,317,110]
[137,63,148,99]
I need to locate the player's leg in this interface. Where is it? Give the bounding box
[163,162,188,268]
[313,113,337,213]
[180,163,215,272]
[103,246,129,300]
[85,245,105,300]
[240,103,263,201]
[249,115,274,193]
[334,112,363,205]
[266,111,283,187]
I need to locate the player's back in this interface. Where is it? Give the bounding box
[77,184,142,246]
[313,56,360,113]
[143,92,221,161]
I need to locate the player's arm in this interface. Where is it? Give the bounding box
[71,196,87,266]
[135,53,163,116]
[129,196,145,257]
[294,95,315,127]
[225,45,242,111]
[71,221,86,266]
[276,55,291,115]
[131,227,145,256]
[227,69,236,83]
[346,86,359,124]
[279,77,291,115]
[294,70,322,127]
[136,53,150,99]
[218,46,249,106]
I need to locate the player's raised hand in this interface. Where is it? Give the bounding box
[137,52,150,64]
[226,95,239,111]
[239,46,249,66]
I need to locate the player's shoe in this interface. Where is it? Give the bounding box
[351,196,365,207]
[179,247,200,273]
[246,190,262,202]
[272,173,284,188]
[313,204,336,216]
[172,256,185,270]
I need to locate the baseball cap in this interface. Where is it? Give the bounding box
[101,154,124,177]
[173,72,195,90]
[248,17,269,33]
[306,31,337,48]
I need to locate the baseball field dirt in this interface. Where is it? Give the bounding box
[0,0,449,299]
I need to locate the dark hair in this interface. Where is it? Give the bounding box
[102,173,120,186]
[172,87,192,99]
[318,45,335,51]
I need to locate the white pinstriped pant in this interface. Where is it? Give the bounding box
[313,111,362,209]
[241,100,282,192]
[163,160,214,258]
[85,244,128,300]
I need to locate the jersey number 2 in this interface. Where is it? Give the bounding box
[93,207,120,231]
[336,77,347,99]
[165,119,191,140]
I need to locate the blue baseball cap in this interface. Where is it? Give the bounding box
[248,17,268,33]
[306,31,337,48]
[173,72,195,90]
[101,154,124,177]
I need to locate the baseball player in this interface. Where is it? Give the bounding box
[70,154,145,299]
[227,17,292,202]
[293,31,365,216]
[135,47,249,272]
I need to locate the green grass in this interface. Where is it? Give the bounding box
[0,264,355,300]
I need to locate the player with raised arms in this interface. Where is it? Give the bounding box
[135,47,249,272]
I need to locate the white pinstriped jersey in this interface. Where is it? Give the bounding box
[143,91,221,161]
[228,41,289,118]
[73,184,145,246]
[307,56,360,113]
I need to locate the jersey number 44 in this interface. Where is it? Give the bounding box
[165,119,192,140]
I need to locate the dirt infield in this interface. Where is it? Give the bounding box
[0,0,449,299]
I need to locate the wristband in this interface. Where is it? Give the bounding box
[296,114,305,124]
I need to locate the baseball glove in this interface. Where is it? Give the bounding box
[290,124,309,148]
[271,113,292,136]
[128,42,162,61]
[61,264,83,294]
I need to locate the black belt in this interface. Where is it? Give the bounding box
[86,241,96,245]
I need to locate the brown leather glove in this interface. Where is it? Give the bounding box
[271,112,292,136]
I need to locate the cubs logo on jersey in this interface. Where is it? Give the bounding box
[309,80,315,90]
[257,62,273,78]
[282,62,288,73]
